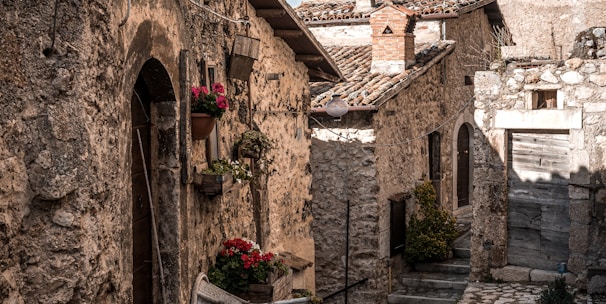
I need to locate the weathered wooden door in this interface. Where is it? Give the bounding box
[457,125,470,207]
[131,79,153,304]
[507,132,570,270]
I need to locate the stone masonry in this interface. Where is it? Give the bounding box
[472,57,606,292]
[0,1,318,303]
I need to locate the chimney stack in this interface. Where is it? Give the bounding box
[369,4,417,74]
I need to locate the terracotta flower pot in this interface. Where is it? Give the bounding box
[191,113,216,140]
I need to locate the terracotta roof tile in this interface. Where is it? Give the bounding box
[310,40,455,108]
[296,0,494,22]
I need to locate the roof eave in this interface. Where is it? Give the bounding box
[248,0,345,82]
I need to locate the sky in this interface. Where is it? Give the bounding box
[286,0,301,7]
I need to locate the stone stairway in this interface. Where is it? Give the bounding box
[388,230,471,304]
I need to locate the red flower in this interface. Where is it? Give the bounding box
[211,83,224,94]
[216,96,228,110]
[202,86,209,94]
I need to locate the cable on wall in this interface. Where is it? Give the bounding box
[188,0,249,25]
[309,96,475,147]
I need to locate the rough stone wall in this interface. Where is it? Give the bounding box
[310,112,380,304]
[0,1,315,303]
[472,58,606,288]
[497,0,606,59]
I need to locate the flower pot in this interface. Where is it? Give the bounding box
[236,271,293,303]
[191,113,216,140]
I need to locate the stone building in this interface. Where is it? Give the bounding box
[472,28,606,293]
[295,0,505,303]
[496,0,606,60]
[0,1,341,303]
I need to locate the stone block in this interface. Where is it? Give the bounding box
[561,71,584,84]
[569,223,590,254]
[565,58,584,70]
[584,102,606,113]
[490,266,530,282]
[569,200,593,225]
[588,275,606,294]
[589,74,606,87]
[530,269,576,285]
[540,70,559,83]
[569,186,590,200]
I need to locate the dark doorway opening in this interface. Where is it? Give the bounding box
[131,73,153,304]
[457,125,470,207]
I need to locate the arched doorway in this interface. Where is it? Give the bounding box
[129,58,178,304]
[456,124,472,208]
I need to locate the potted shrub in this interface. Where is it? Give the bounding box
[235,130,273,160]
[193,159,252,195]
[191,83,229,140]
[208,238,291,303]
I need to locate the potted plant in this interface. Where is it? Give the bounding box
[193,159,252,195]
[235,130,273,160]
[208,238,291,303]
[191,83,229,140]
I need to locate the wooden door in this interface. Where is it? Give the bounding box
[131,80,153,304]
[507,132,570,270]
[457,126,470,207]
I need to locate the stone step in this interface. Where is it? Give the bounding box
[453,247,470,259]
[414,259,470,274]
[388,289,462,304]
[400,272,469,290]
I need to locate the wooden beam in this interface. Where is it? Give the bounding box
[308,69,341,83]
[273,29,303,38]
[256,9,286,18]
[295,55,324,63]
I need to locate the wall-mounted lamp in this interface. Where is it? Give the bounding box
[325,94,349,119]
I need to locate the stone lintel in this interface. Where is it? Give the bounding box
[494,109,582,129]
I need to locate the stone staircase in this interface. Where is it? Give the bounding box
[388,230,471,304]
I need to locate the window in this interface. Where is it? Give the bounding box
[530,90,558,109]
[199,59,219,161]
[464,76,474,85]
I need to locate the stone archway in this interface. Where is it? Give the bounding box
[129,58,180,304]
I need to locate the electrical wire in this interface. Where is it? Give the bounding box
[188,0,249,25]
[309,96,475,147]
[370,96,474,147]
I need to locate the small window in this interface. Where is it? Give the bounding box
[533,90,558,109]
[464,76,474,85]
[382,26,393,34]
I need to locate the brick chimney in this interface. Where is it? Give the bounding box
[369,4,417,74]
[355,0,376,12]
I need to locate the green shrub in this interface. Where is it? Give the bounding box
[538,277,575,304]
[404,180,458,264]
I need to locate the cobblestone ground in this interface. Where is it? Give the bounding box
[458,282,606,304]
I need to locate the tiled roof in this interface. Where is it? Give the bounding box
[296,0,495,22]
[310,40,455,108]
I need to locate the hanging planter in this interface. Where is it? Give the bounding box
[235,130,273,160]
[191,113,216,140]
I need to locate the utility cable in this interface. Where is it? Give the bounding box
[309,96,475,147]
[188,0,249,25]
